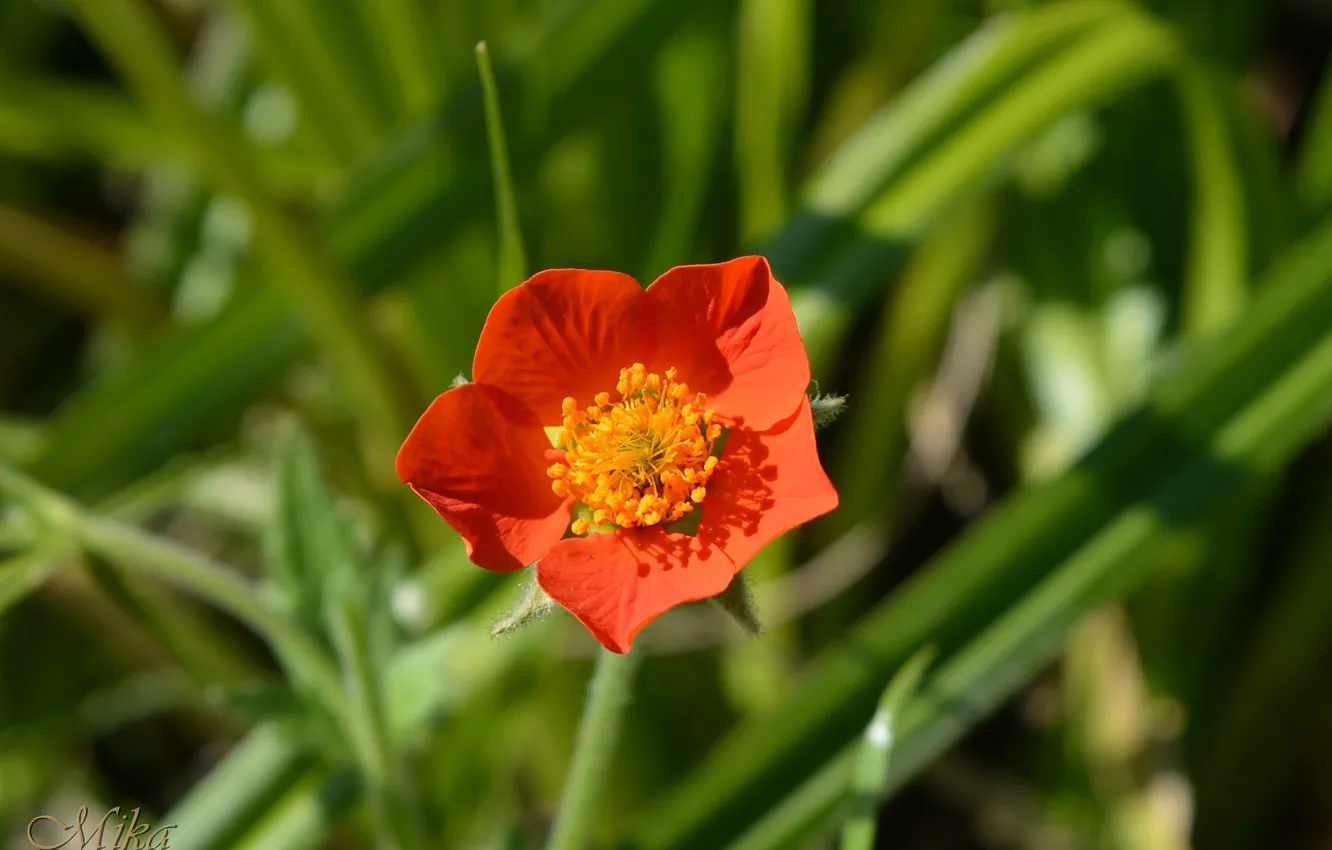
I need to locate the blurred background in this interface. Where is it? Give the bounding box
[3,0,1332,848]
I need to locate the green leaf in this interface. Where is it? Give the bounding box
[263,421,361,652]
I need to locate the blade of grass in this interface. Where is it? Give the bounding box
[229,0,386,159]
[775,0,1130,277]
[840,647,936,850]
[158,617,547,850]
[161,723,315,850]
[860,13,1176,238]
[352,0,443,119]
[642,16,728,279]
[477,41,527,295]
[0,75,324,194]
[0,76,170,166]
[789,11,1178,374]
[230,769,360,850]
[1175,60,1248,337]
[734,0,810,243]
[63,0,412,456]
[0,540,71,618]
[1296,58,1332,211]
[0,203,164,326]
[632,210,1332,847]
[0,415,45,465]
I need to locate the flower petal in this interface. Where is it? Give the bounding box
[696,397,838,571]
[537,528,731,654]
[643,255,809,429]
[473,268,645,424]
[536,398,837,653]
[397,383,570,572]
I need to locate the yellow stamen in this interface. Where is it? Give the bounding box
[547,363,722,529]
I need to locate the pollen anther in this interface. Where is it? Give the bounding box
[548,363,722,530]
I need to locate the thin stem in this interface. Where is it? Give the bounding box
[546,645,642,850]
[476,41,528,295]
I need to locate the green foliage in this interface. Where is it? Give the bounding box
[3,0,1332,848]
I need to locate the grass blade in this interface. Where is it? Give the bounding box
[230,0,386,159]
[642,17,728,279]
[161,724,313,850]
[476,41,527,295]
[1296,59,1332,211]
[734,0,810,243]
[840,647,936,850]
[0,203,164,326]
[0,76,170,166]
[352,0,443,119]
[1175,60,1248,337]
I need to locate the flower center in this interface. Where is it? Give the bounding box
[548,363,723,534]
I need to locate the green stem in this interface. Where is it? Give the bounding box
[476,41,528,295]
[546,645,642,850]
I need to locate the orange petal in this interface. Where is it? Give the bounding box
[537,527,732,654]
[642,256,809,430]
[397,383,571,572]
[537,399,837,653]
[695,397,838,571]
[473,269,645,424]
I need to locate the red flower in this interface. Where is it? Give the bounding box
[396,256,838,653]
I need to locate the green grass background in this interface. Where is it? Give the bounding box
[3,0,1332,848]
